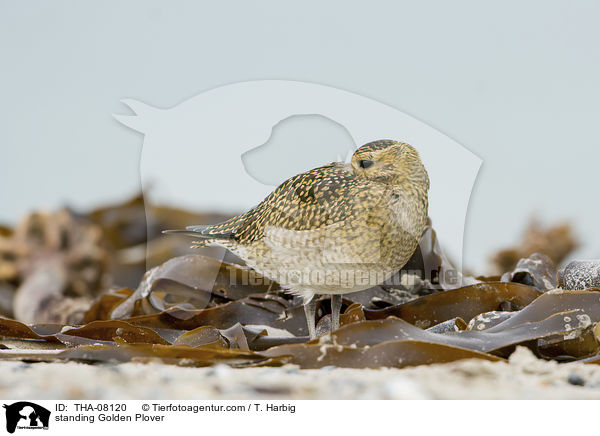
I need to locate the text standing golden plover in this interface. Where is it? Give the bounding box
[166,140,429,339]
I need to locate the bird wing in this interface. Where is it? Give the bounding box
[172,162,372,244]
[232,162,368,243]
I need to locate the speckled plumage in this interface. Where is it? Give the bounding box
[168,140,429,338]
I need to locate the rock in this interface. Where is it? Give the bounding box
[567,373,585,386]
[558,260,600,290]
[501,252,557,290]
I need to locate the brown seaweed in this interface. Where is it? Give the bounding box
[364,282,541,328]
[110,255,277,319]
[262,341,502,369]
[0,200,598,370]
[2,288,600,368]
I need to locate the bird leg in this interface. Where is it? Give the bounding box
[303,297,317,340]
[331,294,342,332]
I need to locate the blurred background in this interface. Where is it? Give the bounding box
[1,0,598,274]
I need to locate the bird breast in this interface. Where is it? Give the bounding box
[387,191,425,241]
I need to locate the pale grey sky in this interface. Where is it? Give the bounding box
[1,0,599,272]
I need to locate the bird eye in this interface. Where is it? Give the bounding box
[358,159,374,169]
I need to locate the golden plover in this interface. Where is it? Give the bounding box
[166,140,429,339]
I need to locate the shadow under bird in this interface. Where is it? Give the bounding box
[165,140,429,339]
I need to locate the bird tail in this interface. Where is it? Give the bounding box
[161,229,210,248]
[163,223,238,248]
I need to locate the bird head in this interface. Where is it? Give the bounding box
[350,140,429,190]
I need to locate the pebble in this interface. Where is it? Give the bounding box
[501,252,557,290]
[559,260,600,290]
[320,365,337,371]
[206,364,232,378]
[567,373,585,386]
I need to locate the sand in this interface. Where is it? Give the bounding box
[1,347,599,400]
